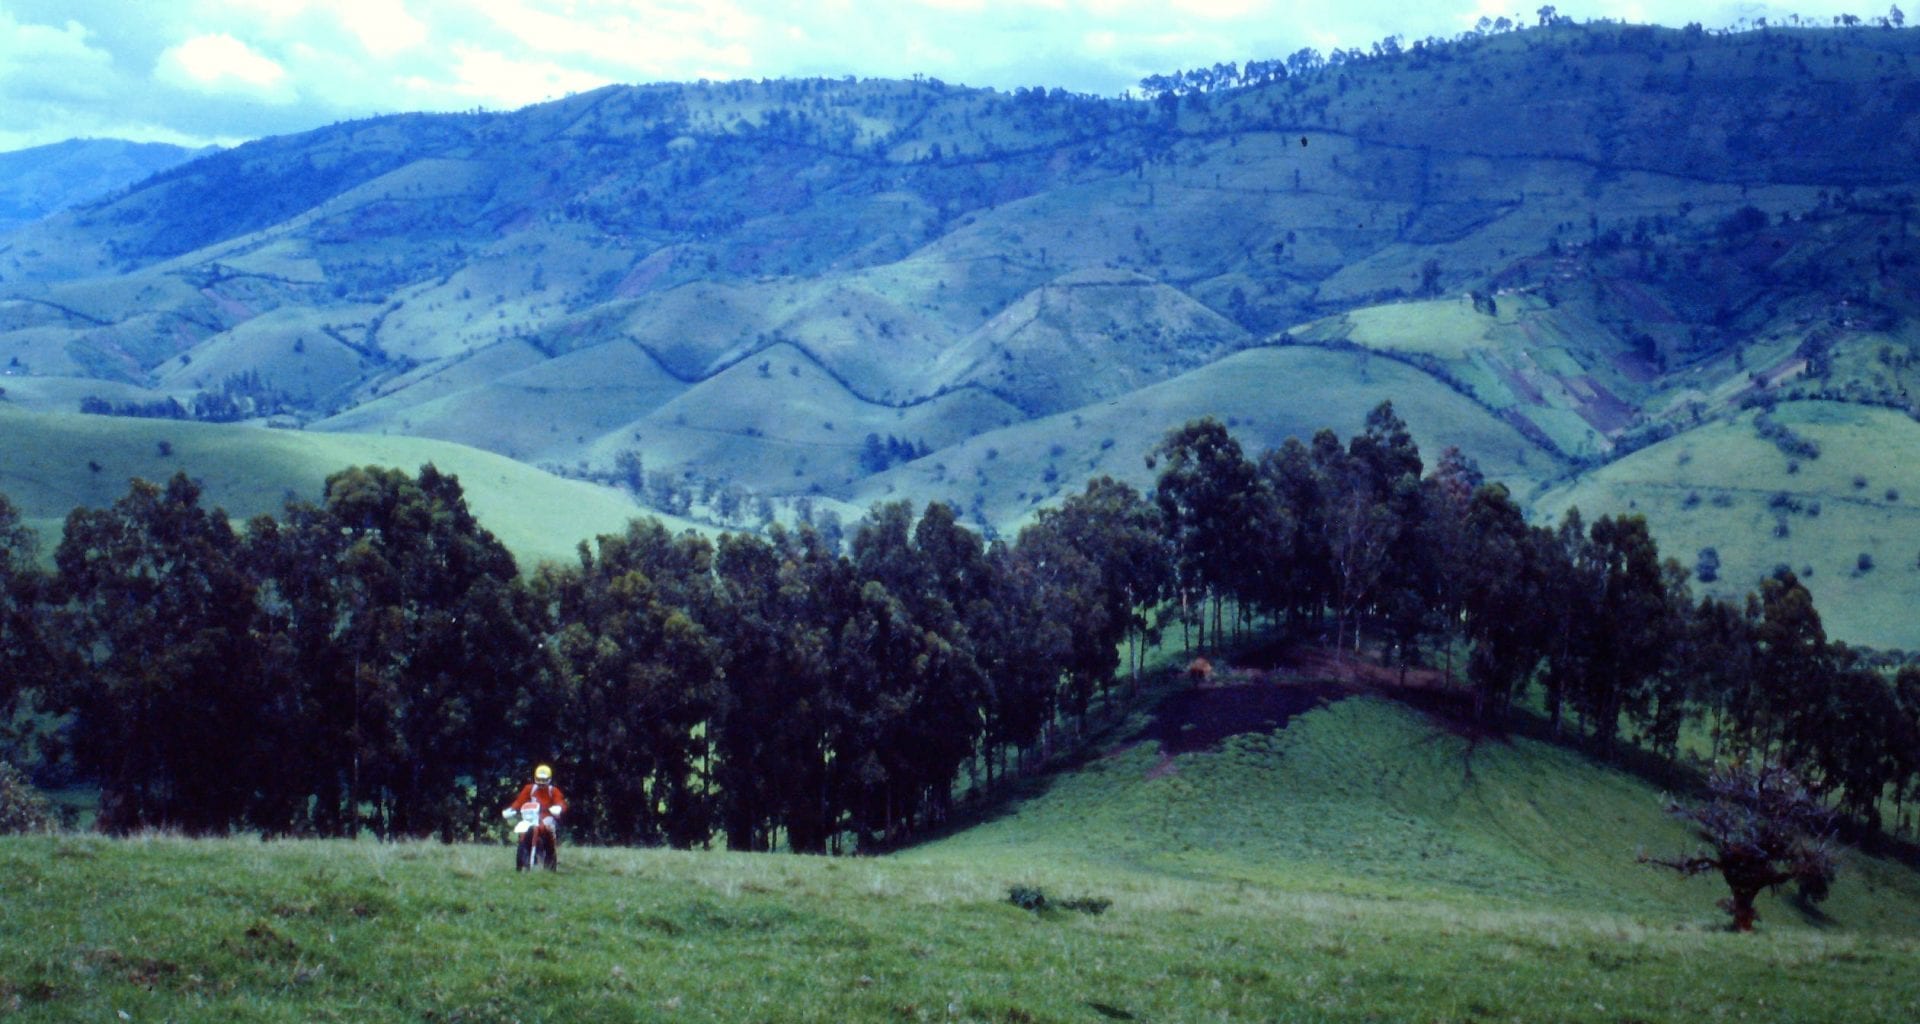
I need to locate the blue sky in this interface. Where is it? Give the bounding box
[0,0,1896,151]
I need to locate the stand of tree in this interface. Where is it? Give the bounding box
[2,402,1917,848]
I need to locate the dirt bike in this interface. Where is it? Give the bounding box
[510,801,558,872]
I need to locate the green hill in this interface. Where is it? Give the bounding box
[0,138,213,237]
[0,405,679,570]
[852,344,1564,530]
[1534,401,1920,651]
[915,691,1920,929]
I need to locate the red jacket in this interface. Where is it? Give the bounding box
[504,782,568,819]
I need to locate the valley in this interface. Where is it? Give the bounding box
[4,23,1920,647]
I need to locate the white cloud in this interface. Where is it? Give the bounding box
[1169,0,1272,18]
[0,14,116,95]
[419,44,615,107]
[338,0,429,56]
[459,0,761,78]
[155,33,293,95]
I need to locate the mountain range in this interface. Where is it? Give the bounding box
[3,20,1920,646]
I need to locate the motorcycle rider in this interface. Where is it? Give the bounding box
[502,764,569,865]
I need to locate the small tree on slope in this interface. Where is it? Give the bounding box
[1645,760,1838,931]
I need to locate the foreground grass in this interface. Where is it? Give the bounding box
[3,833,1918,1024]
[8,696,1920,1022]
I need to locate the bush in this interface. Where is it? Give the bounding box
[1696,547,1721,583]
[1007,885,1111,915]
[0,761,54,834]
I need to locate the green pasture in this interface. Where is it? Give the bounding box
[1533,401,1920,651]
[855,344,1565,531]
[3,689,1917,1023]
[0,405,685,571]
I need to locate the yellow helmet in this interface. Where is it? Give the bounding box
[534,764,553,783]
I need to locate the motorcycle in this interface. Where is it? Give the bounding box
[509,800,558,872]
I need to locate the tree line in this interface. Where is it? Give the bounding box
[2,402,1917,846]
[0,460,1164,848]
[1149,407,1920,833]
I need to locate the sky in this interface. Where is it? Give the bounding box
[0,0,1897,152]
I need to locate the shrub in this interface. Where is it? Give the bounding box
[1007,886,1111,915]
[1696,547,1721,583]
[1007,885,1049,911]
[0,761,54,835]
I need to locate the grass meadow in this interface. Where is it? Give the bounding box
[5,692,1918,1023]
[1535,401,1920,651]
[0,404,690,572]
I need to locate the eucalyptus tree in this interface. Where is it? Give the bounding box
[1151,418,1261,650]
[310,464,544,840]
[538,518,721,847]
[55,473,262,833]
[0,493,60,772]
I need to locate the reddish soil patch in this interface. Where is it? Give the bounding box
[1569,375,1637,433]
[1493,358,1547,406]
[1132,644,1467,778]
[1135,681,1346,757]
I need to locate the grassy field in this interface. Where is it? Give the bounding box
[855,344,1565,531]
[5,685,1918,1023]
[1533,401,1920,651]
[0,405,695,571]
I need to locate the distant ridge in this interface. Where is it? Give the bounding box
[0,138,215,237]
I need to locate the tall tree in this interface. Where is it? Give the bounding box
[318,465,543,840]
[1679,595,1758,759]
[539,519,721,847]
[1567,514,1680,758]
[1255,437,1330,627]
[55,474,263,833]
[1413,447,1484,685]
[1031,477,1170,698]
[0,493,61,772]
[1151,419,1261,650]
[1749,569,1830,764]
[243,501,356,835]
[1312,429,1395,658]
[1459,484,1552,721]
[846,502,984,846]
[711,526,853,853]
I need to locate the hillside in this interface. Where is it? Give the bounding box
[0,405,679,570]
[0,139,212,238]
[1535,401,1920,651]
[4,678,1918,1023]
[3,22,1920,643]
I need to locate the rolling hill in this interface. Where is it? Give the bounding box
[2,21,1920,644]
[0,405,683,570]
[1535,401,1920,651]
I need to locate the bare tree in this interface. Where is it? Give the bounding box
[1644,761,1838,931]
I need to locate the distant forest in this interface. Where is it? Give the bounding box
[2,404,1916,849]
